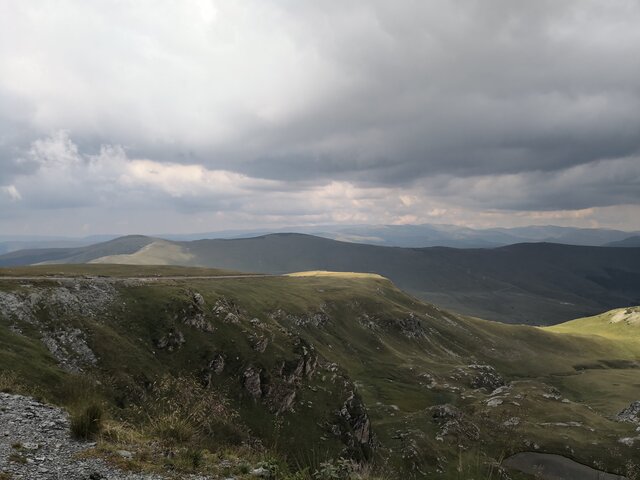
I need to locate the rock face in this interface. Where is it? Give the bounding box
[335,390,375,458]
[397,313,424,338]
[0,392,174,479]
[0,281,117,322]
[616,401,640,424]
[155,328,186,351]
[41,328,98,373]
[243,366,264,399]
[269,308,330,328]
[0,282,116,373]
[467,364,505,391]
[430,404,480,443]
[265,385,297,415]
[211,354,225,375]
[278,343,318,384]
[251,336,269,353]
[212,297,243,324]
[241,342,319,415]
[179,291,214,332]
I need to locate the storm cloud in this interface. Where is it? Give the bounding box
[1,0,639,234]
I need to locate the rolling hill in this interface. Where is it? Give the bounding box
[0,235,154,266]
[605,235,640,248]
[2,234,638,325]
[2,224,638,253]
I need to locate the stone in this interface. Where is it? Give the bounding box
[616,400,640,424]
[211,354,225,374]
[252,336,269,353]
[467,364,505,391]
[243,367,263,399]
[251,466,271,477]
[117,449,133,459]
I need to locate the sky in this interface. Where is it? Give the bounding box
[1,0,640,236]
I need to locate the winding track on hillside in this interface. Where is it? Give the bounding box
[0,274,277,281]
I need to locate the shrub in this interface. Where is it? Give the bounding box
[183,448,204,470]
[136,374,245,447]
[0,372,20,393]
[312,458,366,480]
[258,457,281,478]
[70,403,104,439]
[58,375,100,407]
[151,414,195,444]
[0,372,40,398]
[284,471,311,480]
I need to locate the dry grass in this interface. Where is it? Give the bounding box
[287,271,385,279]
[70,403,104,440]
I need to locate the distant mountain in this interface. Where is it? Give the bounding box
[0,235,153,266]
[0,234,119,255]
[158,224,639,248]
[604,235,640,247]
[2,233,639,325]
[2,224,637,251]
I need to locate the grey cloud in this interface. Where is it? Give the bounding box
[426,156,640,211]
[1,1,640,233]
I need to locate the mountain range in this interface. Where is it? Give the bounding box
[2,224,639,255]
[1,233,639,325]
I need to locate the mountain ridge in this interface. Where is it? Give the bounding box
[2,224,639,254]
[1,233,639,325]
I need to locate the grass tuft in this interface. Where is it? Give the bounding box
[70,403,104,440]
[151,414,194,444]
[8,452,27,464]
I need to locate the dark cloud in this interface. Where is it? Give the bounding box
[0,1,639,233]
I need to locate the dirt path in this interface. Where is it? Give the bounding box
[0,274,276,282]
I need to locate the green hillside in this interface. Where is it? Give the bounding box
[0,266,639,478]
[2,234,640,325]
[546,306,640,342]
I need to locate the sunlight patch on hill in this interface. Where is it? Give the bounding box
[286,270,386,279]
[545,306,640,344]
[89,241,194,266]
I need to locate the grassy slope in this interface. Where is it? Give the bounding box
[0,263,248,277]
[3,234,640,325]
[543,307,640,416]
[546,306,640,342]
[89,240,196,265]
[0,266,639,478]
[133,238,640,325]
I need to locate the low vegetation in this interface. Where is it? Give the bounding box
[0,265,639,479]
[70,403,104,439]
